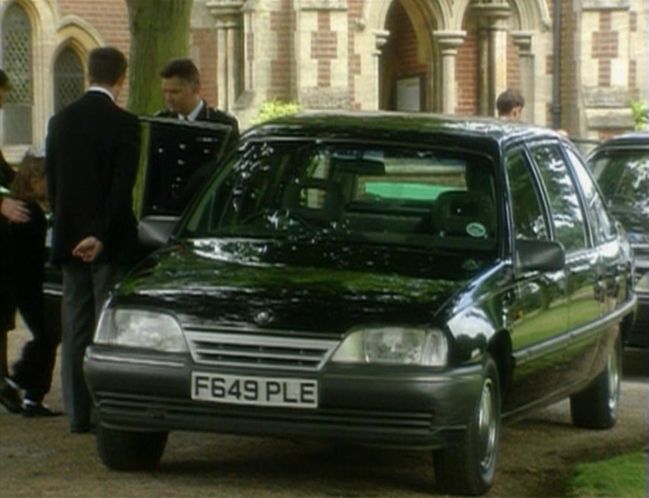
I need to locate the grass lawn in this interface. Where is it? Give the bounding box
[568,450,647,497]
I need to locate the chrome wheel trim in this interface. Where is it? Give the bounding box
[478,377,498,473]
[607,345,620,414]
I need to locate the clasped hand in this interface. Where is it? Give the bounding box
[72,236,104,263]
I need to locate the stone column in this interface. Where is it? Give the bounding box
[372,29,389,110]
[207,1,245,111]
[472,1,511,115]
[433,31,466,115]
[512,31,535,123]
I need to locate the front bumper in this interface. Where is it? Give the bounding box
[84,345,483,449]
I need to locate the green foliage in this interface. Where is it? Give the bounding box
[630,99,648,131]
[252,99,300,124]
[568,451,646,498]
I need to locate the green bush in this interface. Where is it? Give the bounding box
[630,99,648,131]
[253,99,300,124]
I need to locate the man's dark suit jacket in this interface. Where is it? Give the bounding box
[45,91,140,267]
[155,100,240,142]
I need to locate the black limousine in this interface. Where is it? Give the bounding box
[84,112,636,496]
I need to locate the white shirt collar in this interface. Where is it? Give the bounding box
[87,86,115,102]
[186,99,204,121]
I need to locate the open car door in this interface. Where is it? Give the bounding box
[137,117,235,247]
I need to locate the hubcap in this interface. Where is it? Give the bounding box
[607,346,620,414]
[478,378,497,472]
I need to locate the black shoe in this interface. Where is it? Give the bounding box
[22,402,62,418]
[0,379,22,414]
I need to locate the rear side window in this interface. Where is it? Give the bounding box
[565,148,616,243]
[505,150,549,241]
[530,144,587,252]
[590,148,649,234]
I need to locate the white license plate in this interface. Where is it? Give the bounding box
[191,372,318,408]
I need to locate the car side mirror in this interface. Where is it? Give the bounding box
[138,215,179,248]
[515,239,565,273]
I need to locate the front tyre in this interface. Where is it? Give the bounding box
[433,356,501,496]
[97,425,168,471]
[570,333,622,429]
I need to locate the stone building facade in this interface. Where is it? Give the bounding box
[0,0,647,161]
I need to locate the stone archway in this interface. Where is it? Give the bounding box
[379,0,437,111]
[364,0,471,114]
[455,0,549,119]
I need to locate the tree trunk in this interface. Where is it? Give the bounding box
[125,0,193,213]
[126,0,193,116]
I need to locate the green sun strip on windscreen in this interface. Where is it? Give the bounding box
[364,181,458,201]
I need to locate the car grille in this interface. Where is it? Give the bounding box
[184,328,340,371]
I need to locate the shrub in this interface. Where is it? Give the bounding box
[253,99,300,124]
[630,99,648,130]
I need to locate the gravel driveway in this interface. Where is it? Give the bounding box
[1,324,646,498]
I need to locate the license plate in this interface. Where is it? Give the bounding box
[191,372,318,408]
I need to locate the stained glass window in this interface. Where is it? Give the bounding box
[2,3,33,144]
[54,47,84,113]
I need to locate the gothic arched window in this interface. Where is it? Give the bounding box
[2,2,33,144]
[54,47,84,113]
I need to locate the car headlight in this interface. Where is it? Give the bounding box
[331,327,448,366]
[95,309,187,352]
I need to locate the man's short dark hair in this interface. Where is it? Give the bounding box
[496,88,525,116]
[88,47,127,86]
[0,69,9,90]
[160,58,200,86]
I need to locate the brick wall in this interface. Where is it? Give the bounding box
[456,21,478,116]
[269,0,294,101]
[592,11,619,87]
[58,0,130,50]
[506,34,520,90]
[628,9,638,92]
[312,11,337,88]
[58,0,130,104]
[348,0,363,110]
[191,28,218,107]
[560,0,577,131]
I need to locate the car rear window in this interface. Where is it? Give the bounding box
[183,141,498,252]
[590,149,649,233]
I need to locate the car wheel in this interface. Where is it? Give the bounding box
[433,356,501,496]
[96,425,168,471]
[570,334,621,429]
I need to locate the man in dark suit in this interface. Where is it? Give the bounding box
[157,58,239,135]
[45,47,140,433]
[146,58,239,214]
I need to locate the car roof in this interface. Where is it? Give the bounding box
[595,131,649,148]
[243,111,561,154]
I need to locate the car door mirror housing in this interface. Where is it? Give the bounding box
[515,239,565,273]
[138,215,179,248]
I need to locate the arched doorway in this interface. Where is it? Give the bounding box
[379,0,435,112]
